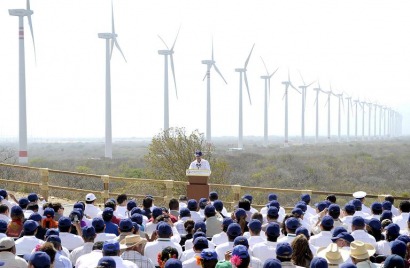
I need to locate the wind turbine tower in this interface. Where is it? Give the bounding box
[322,87,333,141]
[281,70,300,147]
[332,92,344,142]
[367,102,372,140]
[360,101,366,140]
[158,29,180,131]
[9,0,36,164]
[98,0,127,159]
[235,44,254,149]
[345,96,352,141]
[202,40,227,143]
[313,83,322,143]
[298,73,314,143]
[260,58,278,147]
[373,103,377,139]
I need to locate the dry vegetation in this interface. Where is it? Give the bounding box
[1,137,409,207]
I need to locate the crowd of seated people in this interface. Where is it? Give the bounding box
[1,188,410,268]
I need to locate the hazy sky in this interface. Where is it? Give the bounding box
[0,0,409,142]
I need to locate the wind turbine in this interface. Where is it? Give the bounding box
[332,91,344,142]
[378,104,383,139]
[298,73,314,143]
[345,95,353,142]
[353,99,361,140]
[367,102,372,140]
[202,40,227,143]
[98,0,127,159]
[313,82,322,143]
[322,86,333,141]
[260,58,278,147]
[360,101,366,140]
[281,70,300,147]
[373,102,377,139]
[235,44,254,149]
[9,0,36,164]
[158,28,180,131]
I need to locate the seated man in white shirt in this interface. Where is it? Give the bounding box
[84,193,101,219]
[393,200,410,231]
[58,216,85,251]
[350,216,377,249]
[246,219,265,249]
[15,220,44,260]
[309,215,334,248]
[252,222,281,263]
[211,218,233,246]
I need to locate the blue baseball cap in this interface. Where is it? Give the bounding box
[103,239,120,252]
[350,199,362,210]
[365,218,381,230]
[344,203,356,214]
[29,252,51,268]
[0,189,7,198]
[328,204,340,214]
[58,216,72,228]
[28,193,38,202]
[28,212,42,222]
[213,200,223,211]
[315,201,328,212]
[127,200,137,211]
[352,216,365,227]
[285,217,300,230]
[130,207,142,215]
[232,244,249,259]
[295,202,307,212]
[382,201,392,210]
[10,205,23,216]
[381,210,393,221]
[45,228,59,237]
[331,232,354,243]
[295,226,310,239]
[383,255,405,268]
[200,249,218,261]
[204,205,216,215]
[268,200,280,209]
[98,257,117,268]
[276,242,293,257]
[92,218,105,230]
[242,194,253,203]
[102,207,114,217]
[263,258,281,268]
[193,237,209,248]
[157,222,172,236]
[248,219,262,232]
[165,259,182,268]
[193,231,206,240]
[73,202,85,210]
[234,208,246,219]
[371,202,382,212]
[386,223,400,237]
[301,193,311,203]
[227,223,242,237]
[391,240,406,257]
[119,219,134,232]
[187,199,198,211]
[222,218,234,228]
[0,220,7,232]
[44,207,55,218]
[291,207,304,217]
[332,226,348,237]
[82,226,96,238]
[179,207,191,218]
[397,235,410,245]
[152,207,163,219]
[268,193,278,201]
[310,257,328,268]
[194,221,207,233]
[46,235,62,244]
[130,213,143,225]
[321,215,334,228]
[23,220,39,232]
[18,197,29,208]
[233,236,249,247]
[266,222,280,237]
[209,191,218,200]
[267,207,279,218]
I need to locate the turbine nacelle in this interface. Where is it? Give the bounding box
[260,75,270,79]
[201,60,215,65]
[158,50,174,55]
[235,68,246,72]
[9,9,33,16]
[98,33,117,39]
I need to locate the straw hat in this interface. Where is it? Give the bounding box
[119,235,147,249]
[349,241,375,259]
[316,243,350,264]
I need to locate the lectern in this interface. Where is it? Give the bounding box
[186,169,211,200]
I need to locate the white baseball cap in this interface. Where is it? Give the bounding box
[353,191,367,199]
[86,193,97,201]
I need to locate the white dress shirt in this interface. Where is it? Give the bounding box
[189,159,211,170]
[0,252,28,268]
[53,252,72,268]
[59,232,84,251]
[211,231,228,246]
[15,235,44,258]
[182,253,201,268]
[393,212,410,230]
[144,238,183,266]
[84,204,101,219]
[351,229,377,248]
[75,250,103,268]
[309,231,333,248]
[69,242,94,264]
[215,241,234,261]
[251,241,277,263]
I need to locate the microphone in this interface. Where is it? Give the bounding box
[196,163,201,169]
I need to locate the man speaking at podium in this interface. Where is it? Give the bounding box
[189,150,211,170]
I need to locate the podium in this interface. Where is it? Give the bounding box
[186,169,211,200]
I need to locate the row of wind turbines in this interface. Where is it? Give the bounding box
[8,0,403,163]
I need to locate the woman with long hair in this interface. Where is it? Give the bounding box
[157,246,179,268]
[291,234,313,268]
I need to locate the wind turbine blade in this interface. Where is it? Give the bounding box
[114,39,127,62]
[341,97,345,113]
[306,81,315,88]
[157,35,169,49]
[299,70,306,85]
[202,71,207,81]
[282,92,286,100]
[244,43,255,68]
[244,72,252,105]
[171,26,181,51]
[26,0,36,61]
[111,0,115,34]
[211,37,214,60]
[314,95,317,106]
[213,64,227,84]
[290,83,301,93]
[269,67,279,78]
[324,97,329,107]
[170,54,178,99]
[110,39,114,59]
[261,57,269,75]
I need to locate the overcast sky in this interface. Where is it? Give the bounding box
[0,0,409,142]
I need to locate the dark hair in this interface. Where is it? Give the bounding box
[51,202,63,213]
[104,201,116,210]
[367,227,384,242]
[0,204,8,214]
[385,195,395,205]
[85,201,94,205]
[326,195,337,203]
[201,259,218,268]
[169,199,179,210]
[328,209,340,219]
[238,199,251,211]
[117,194,127,205]
[291,235,313,267]
[204,209,216,218]
[143,197,153,209]
[93,241,104,250]
[102,212,113,222]
[267,233,279,242]
[235,257,250,268]
[399,201,410,213]
[251,212,263,223]
[371,207,382,215]
[159,247,179,262]
[184,220,195,234]
[27,203,39,211]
